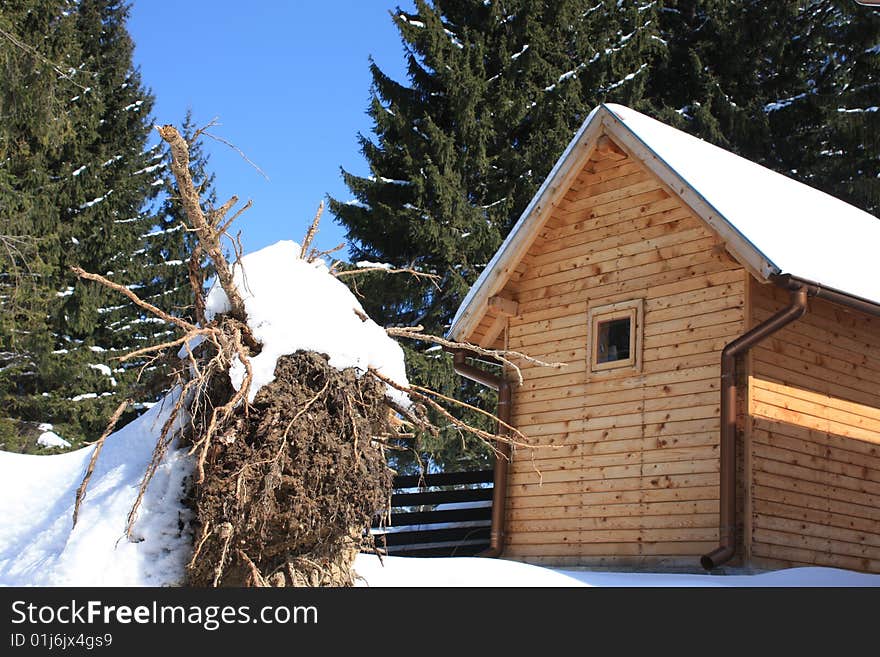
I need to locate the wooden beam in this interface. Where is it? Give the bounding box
[488,295,519,317]
[596,134,627,160]
[479,312,507,348]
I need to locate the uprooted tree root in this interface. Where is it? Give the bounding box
[70,122,538,588]
[186,350,394,587]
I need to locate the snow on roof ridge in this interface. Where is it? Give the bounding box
[603,103,880,304]
[449,103,880,340]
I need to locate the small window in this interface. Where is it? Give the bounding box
[588,299,643,374]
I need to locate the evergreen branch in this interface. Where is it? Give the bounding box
[0,26,91,91]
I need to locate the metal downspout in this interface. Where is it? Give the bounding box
[450,350,510,558]
[700,284,809,570]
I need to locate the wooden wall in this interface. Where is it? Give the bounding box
[747,280,880,573]
[496,147,745,568]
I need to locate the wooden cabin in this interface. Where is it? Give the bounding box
[448,104,880,573]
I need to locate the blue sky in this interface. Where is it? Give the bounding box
[128,1,414,258]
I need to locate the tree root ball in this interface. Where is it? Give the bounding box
[186,351,394,587]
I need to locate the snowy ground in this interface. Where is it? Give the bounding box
[354,554,880,587]
[0,396,192,587]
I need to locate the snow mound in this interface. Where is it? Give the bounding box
[203,240,409,404]
[36,424,71,449]
[0,397,193,586]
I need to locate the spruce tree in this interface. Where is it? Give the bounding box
[331,0,665,471]
[0,0,84,449]
[0,0,204,449]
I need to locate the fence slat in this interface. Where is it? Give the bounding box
[370,469,494,557]
[377,526,491,548]
[381,507,491,527]
[390,487,493,507]
[392,470,495,489]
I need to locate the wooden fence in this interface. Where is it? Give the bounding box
[370,469,494,557]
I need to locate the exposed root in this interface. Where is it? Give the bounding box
[71,266,199,334]
[72,399,131,528]
[385,325,566,385]
[186,352,395,587]
[237,549,267,587]
[368,368,530,459]
[334,264,442,290]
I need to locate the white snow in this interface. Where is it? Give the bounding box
[78,190,112,210]
[378,176,412,185]
[37,431,71,449]
[71,165,87,177]
[511,44,529,59]
[88,363,112,377]
[204,240,409,404]
[356,260,393,270]
[132,162,165,176]
[88,363,117,387]
[0,397,192,585]
[605,103,880,304]
[603,63,648,92]
[36,424,71,449]
[353,555,880,587]
[764,91,811,112]
[398,14,425,28]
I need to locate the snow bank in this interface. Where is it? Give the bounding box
[0,396,192,586]
[203,240,409,404]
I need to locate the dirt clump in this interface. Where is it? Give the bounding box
[186,350,394,587]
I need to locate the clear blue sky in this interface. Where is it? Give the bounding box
[128,1,414,257]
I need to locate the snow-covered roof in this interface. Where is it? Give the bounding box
[449,103,880,341]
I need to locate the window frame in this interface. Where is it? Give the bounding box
[587,299,643,376]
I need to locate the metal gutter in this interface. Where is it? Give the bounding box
[701,284,808,570]
[450,350,510,558]
[772,274,880,319]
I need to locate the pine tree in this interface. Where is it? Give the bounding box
[0,0,85,450]
[647,1,879,214]
[0,0,205,449]
[331,0,665,471]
